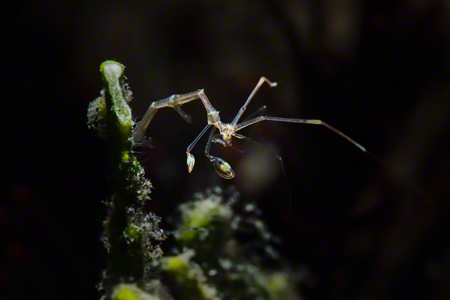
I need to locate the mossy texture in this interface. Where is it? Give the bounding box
[88,61,165,299]
[162,187,304,300]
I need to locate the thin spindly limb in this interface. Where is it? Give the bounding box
[240,106,267,153]
[204,127,235,179]
[133,90,204,143]
[186,124,212,173]
[235,116,367,152]
[242,106,267,122]
[209,134,244,154]
[133,88,222,144]
[187,124,212,155]
[173,106,193,123]
[211,135,228,147]
[230,77,277,127]
[204,127,216,161]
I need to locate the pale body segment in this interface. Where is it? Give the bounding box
[132,77,368,179]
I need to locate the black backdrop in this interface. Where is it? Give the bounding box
[3,1,450,299]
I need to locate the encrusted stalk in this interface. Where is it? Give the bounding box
[88,61,165,299]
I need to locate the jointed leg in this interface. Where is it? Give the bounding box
[242,106,267,122]
[231,77,277,127]
[235,116,367,152]
[204,127,235,179]
[133,90,204,143]
[240,105,267,152]
[204,127,216,161]
[186,124,212,173]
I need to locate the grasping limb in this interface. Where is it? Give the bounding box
[204,127,235,179]
[133,90,204,143]
[133,88,222,144]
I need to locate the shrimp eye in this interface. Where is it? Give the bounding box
[210,156,235,179]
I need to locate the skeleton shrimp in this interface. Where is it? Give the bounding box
[134,77,367,177]
[132,77,430,203]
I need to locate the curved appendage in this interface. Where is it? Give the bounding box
[210,157,235,179]
[205,127,235,179]
[133,90,204,143]
[231,77,278,127]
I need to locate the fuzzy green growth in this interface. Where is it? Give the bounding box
[162,256,190,281]
[111,283,160,300]
[179,192,232,242]
[255,272,299,299]
[124,225,142,242]
[122,152,131,163]
[88,61,166,299]
[161,250,219,300]
[163,187,303,300]
[114,288,137,300]
[87,95,107,138]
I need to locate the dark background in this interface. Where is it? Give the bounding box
[3,0,450,299]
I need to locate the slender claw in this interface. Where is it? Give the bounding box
[187,153,195,173]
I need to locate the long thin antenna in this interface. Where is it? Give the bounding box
[235,117,432,204]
